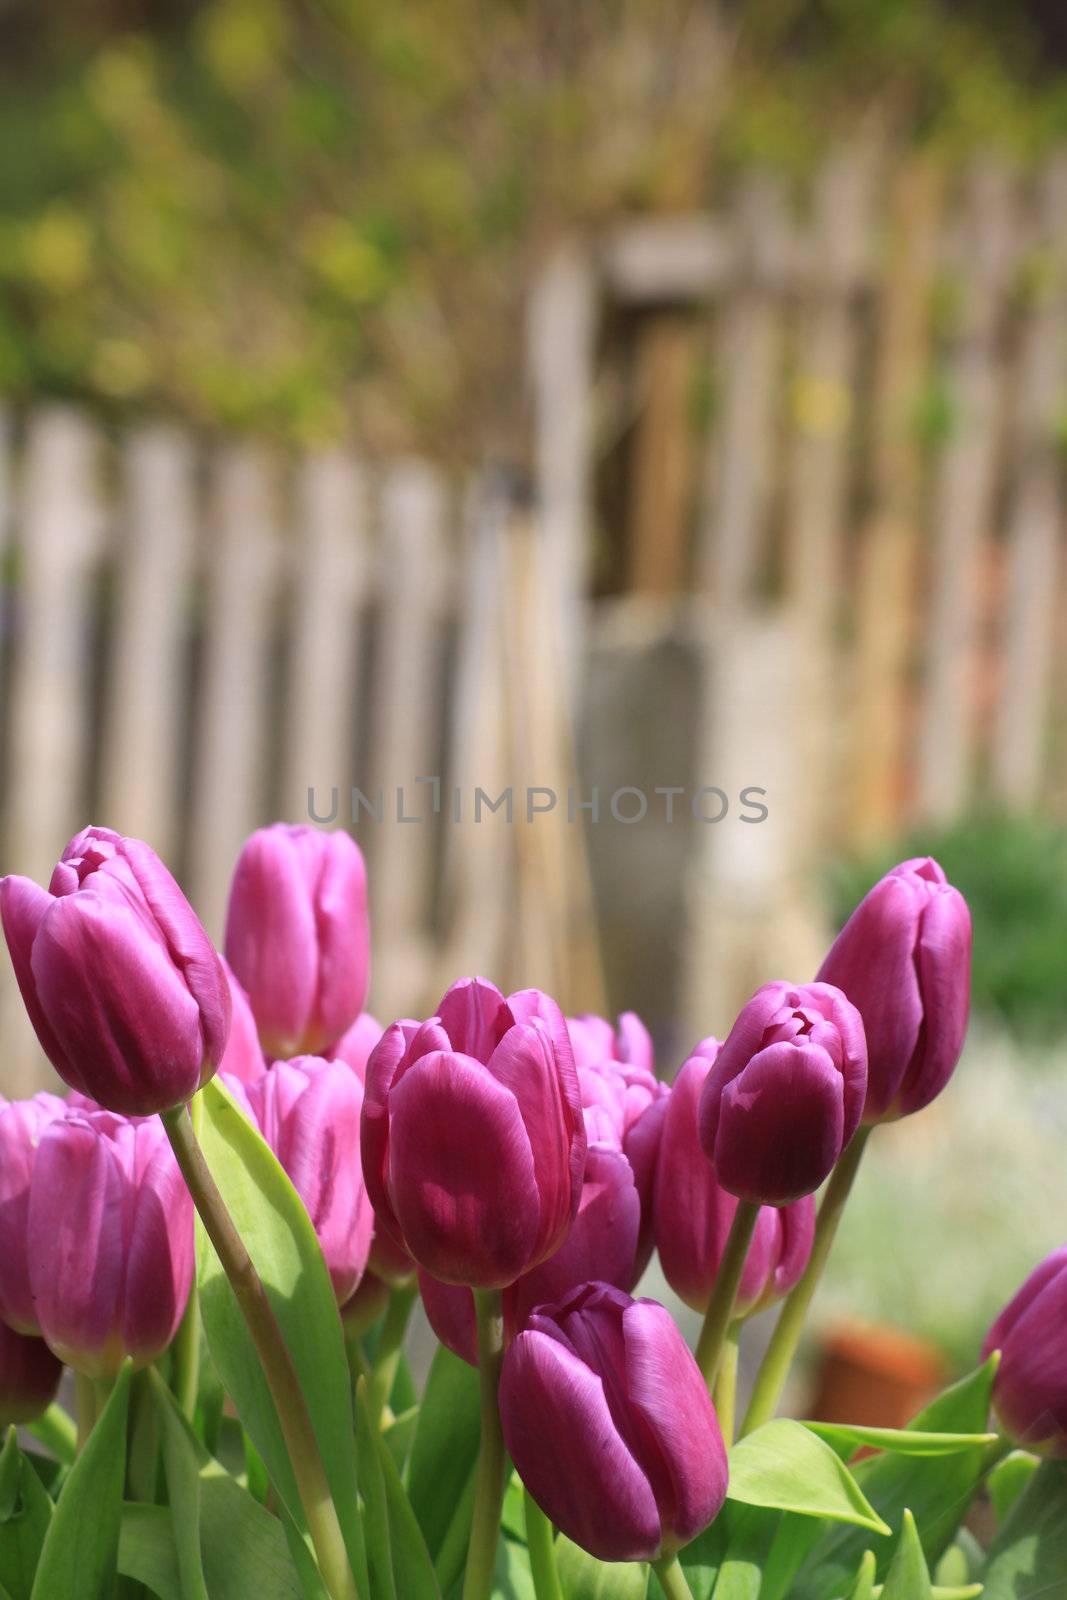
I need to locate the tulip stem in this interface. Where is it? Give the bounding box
[74,1373,96,1454]
[161,1105,360,1600]
[172,1091,203,1422]
[368,1283,417,1426]
[695,1201,760,1390]
[462,1288,508,1600]
[713,1322,741,1446]
[740,1125,872,1438]
[524,1490,564,1600]
[653,1554,697,1600]
[27,1402,78,1466]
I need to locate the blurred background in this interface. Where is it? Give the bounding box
[3,0,1067,1407]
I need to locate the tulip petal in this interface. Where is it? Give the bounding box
[304,828,369,1048]
[488,1021,582,1264]
[225,829,319,1057]
[386,1051,539,1287]
[713,1042,846,1204]
[0,876,72,1084]
[219,959,267,1084]
[418,1270,479,1366]
[436,977,511,1060]
[899,883,972,1117]
[513,1146,641,1327]
[500,1328,663,1562]
[124,1125,194,1364]
[990,1256,1067,1453]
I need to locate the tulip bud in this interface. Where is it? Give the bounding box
[325,1012,384,1084]
[0,826,231,1116]
[219,958,267,1084]
[655,1047,814,1315]
[983,1246,1067,1456]
[224,824,369,1058]
[0,1321,63,1426]
[235,1057,374,1306]
[698,982,867,1205]
[27,1110,194,1378]
[500,1281,728,1562]
[0,1092,68,1334]
[362,977,586,1289]
[816,857,972,1123]
[419,1143,642,1365]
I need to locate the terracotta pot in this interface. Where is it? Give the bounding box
[808,1320,945,1429]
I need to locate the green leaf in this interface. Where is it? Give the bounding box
[986,1451,1039,1528]
[803,1424,997,1459]
[151,1373,210,1600]
[934,1532,982,1587]
[492,1536,536,1600]
[556,1534,647,1599]
[118,1505,182,1600]
[372,1413,440,1600]
[119,1477,305,1600]
[727,1421,891,1534]
[791,1357,1000,1600]
[979,1458,1067,1600]
[0,1430,53,1600]
[407,1345,482,1560]
[355,1383,396,1600]
[711,1504,775,1600]
[850,1551,878,1600]
[879,1511,933,1600]
[676,1514,731,1600]
[194,1079,366,1591]
[382,1406,419,1474]
[30,1363,131,1600]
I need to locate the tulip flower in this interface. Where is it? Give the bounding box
[325,1012,383,1083]
[420,1143,641,1364]
[224,824,369,1058]
[817,856,971,1123]
[699,981,867,1205]
[0,826,231,1116]
[27,1110,194,1378]
[0,1320,63,1426]
[983,1246,1067,1456]
[233,1057,374,1305]
[656,1046,815,1315]
[0,1092,68,1334]
[500,1281,728,1563]
[219,958,267,1084]
[568,1010,654,1078]
[362,977,586,1288]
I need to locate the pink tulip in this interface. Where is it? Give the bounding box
[0,826,231,1115]
[0,1320,63,1426]
[0,1092,68,1334]
[500,1281,728,1562]
[234,1057,374,1305]
[28,1110,194,1377]
[699,982,867,1204]
[419,1143,641,1364]
[817,857,971,1123]
[655,1047,814,1315]
[362,977,586,1288]
[219,958,267,1084]
[224,824,369,1058]
[983,1246,1067,1456]
[325,1012,383,1084]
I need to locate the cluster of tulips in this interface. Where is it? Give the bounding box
[0,821,1064,1600]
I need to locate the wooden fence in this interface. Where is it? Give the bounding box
[2,147,1067,1095]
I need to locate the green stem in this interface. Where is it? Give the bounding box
[435,1464,478,1596]
[28,1402,78,1465]
[740,1126,872,1438]
[713,1323,741,1447]
[695,1201,760,1388]
[461,1288,508,1600]
[172,1091,203,1421]
[161,1105,360,1600]
[653,1554,697,1600]
[368,1283,417,1426]
[524,1489,564,1600]
[74,1373,96,1454]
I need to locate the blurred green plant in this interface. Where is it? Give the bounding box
[1,0,1067,447]
[829,813,1067,1040]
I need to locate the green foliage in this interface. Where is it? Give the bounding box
[829,813,1067,1040]
[979,1460,1067,1600]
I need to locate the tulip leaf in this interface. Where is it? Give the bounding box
[977,1458,1067,1600]
[0,1430,53,1600]
[879,1511,933,1600]
[803,1424,997,1458]
[849,1551,878,1600]
[555,1534,647,1599]
[355,1380,439,1600]
[355,1383,396,1600]
[492,1535,537,1600]
[986,1451,1039,1528]
[711,1503,777,1600]
[727,1421,891,1534]
[407,1344,482,1560]
[194,1079,367,1593]
[789,1355,1000,1600]
[933,1533,983,1588]
[151,1372,210,1600]
[30,1362,131,1600]
[118,1474,306,1599]
[372,1412,440,1599]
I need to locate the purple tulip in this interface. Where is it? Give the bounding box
[219,958,267,1084]
[233,1056,374,1306]
[0,1320,63,1426]
[699,982,867,1205]
[655,1046,814,1314]
[28,1109,194,1377]
[983,1246,1067,1456]
[224,824,369,1059]
[500,1281,728,1562]
[419,1143,641,1364]
[0,1092,68,1334]
[325,1012,384,1084]
[817,857,972,1123]
[362,977,586,1288]
[0,826,231,1116]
